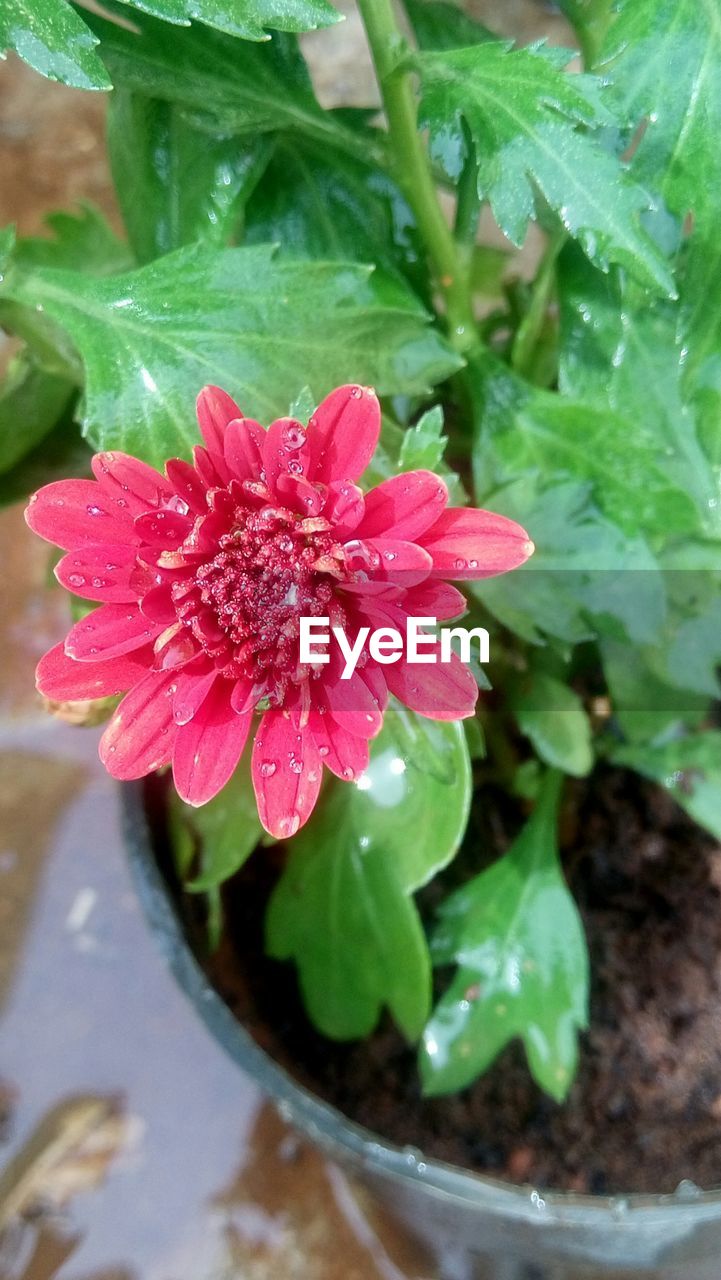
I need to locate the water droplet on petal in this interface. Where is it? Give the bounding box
[318,745,329,758]
[350,386,363,400]
[86,504,105,517]
[279,812,301,837]
[260,760,277,778]
[68,573,85,588]
[454,558,466,570]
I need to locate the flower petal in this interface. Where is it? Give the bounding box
[99,668,178,779]
[173,661,218,725]
[402,580,468,621]
[263,417,310,493]
[420,508,534,579]
[55,544,137,603]
[92,451,170,514]
[173,681,252,806]
[306,385,380,485]
[36,642,154,701]
[308,708,369,781]
[275,473,324,517]
[196,386,240,478]
[165,458,209,514]
[357,471,448,541]
[65,604,159,662]
[384,649,478,720]
[252,709,322,838]
[322,666,384,738]
[25,480,136,550]
[343,538,432,590]
[224,417,265,483]
[323,480,364,539]
[134,508,194,549]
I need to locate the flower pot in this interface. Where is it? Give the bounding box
[123,782,721,1280]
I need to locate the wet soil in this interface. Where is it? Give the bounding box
[190,767,721,1197]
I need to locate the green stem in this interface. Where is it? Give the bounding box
[454,121,482,270]
[356,0,478,354]
[510,227,565,380]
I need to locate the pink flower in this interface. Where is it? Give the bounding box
[26,385,533,838]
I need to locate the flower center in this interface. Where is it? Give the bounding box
[173,502,345,701]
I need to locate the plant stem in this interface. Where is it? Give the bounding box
[454,122,481,271]
[510,227,566,381]
[356,0,478,354]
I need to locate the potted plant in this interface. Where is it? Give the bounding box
[4,0,721,1273]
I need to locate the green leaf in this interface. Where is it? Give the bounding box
[403,0,493,51]
[113,0,341,41]
[613,732,721,842]
[421,771,588,1100]
[0,242,461,466]
[415,40,674,295]
[0,415,91,509]
[0,350,75,475]
[0,0,111,90]
[473,347,702,540]
[0,227,16,273]
[13,204,133,276]
[82,7,376,167]
[558,246,720,538]
[556,0,612,68]
[471,475,666,648]
[510,670,593,776]
[244,137,423,290]
[678,244,721,476]
[168,763,262,891]
[266,704,471,1041]
[601,639,708,746]
[108,91,273,263]
[600,0,721,237]
[398,404,447,472]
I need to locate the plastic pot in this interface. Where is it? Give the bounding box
[123,784,721,1280]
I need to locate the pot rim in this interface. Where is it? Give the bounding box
[122,781,721,1233]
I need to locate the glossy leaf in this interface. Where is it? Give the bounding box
[0,0,111,90]
[471,475,666,648]
[556,0,612,68]
[11,204,132,276]
[601,639,708,746]
[82,8,376,167]
[421,771,588,1099]
[613,733,721,842]
[245,137,423,289]
[472,347,704,540]
[558,246,720,538]
[111,0,341,41]
[0,242,461,465]
[0,415,91,509]
[600,0,721,236]
[168,762,262,891]
[414,40,674,295]
[1,0,340,89]
[510,670,593,777]
[266,704,471,1040]
[0,226,14,272]
[679,246,721,475]
[0,350,75,475]
[108,91,273,263]
[398,405,447,472]
[404,0,493,51]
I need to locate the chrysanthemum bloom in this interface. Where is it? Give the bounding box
[26,385,532,837]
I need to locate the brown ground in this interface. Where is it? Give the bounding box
[199,767,721,1196]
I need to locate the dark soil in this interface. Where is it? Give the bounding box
[169,767,721,1196]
